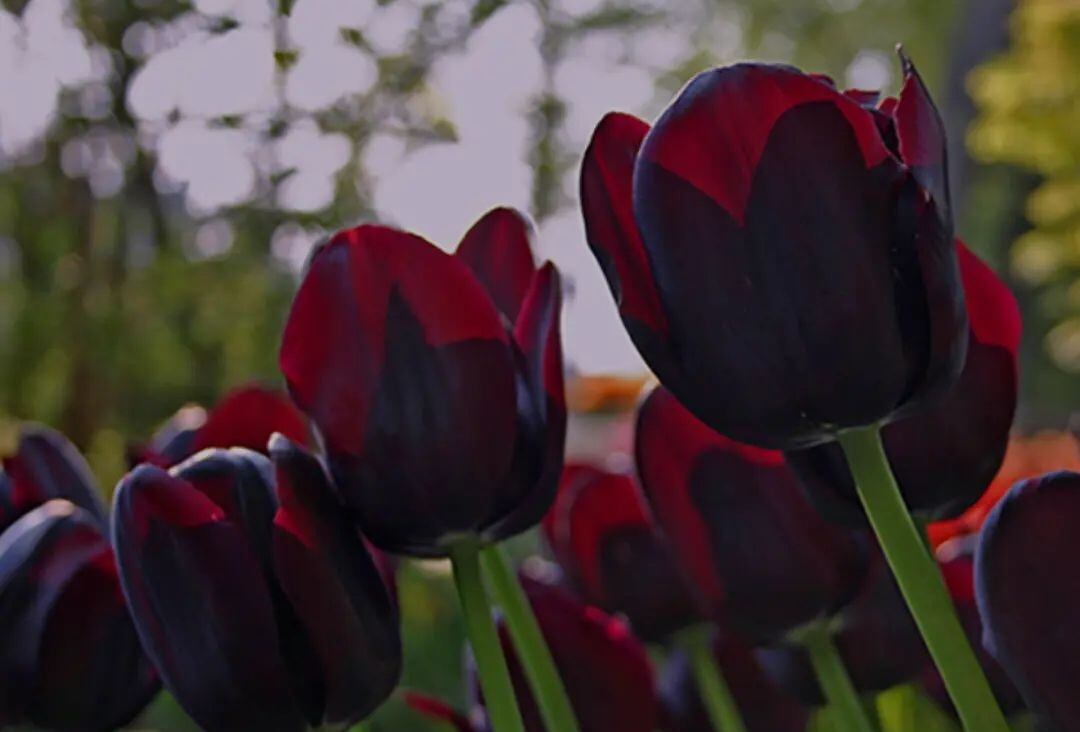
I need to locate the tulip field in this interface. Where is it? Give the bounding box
[1,1,1078,731]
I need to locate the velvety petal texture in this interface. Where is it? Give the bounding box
[478,575,660,732]
[0,500,158,731]
[191,384,310,455]
[974,473,1080,727]
[660,636,810,732]
[542,463,705,642]
[279,212,565,556]
[788,240,1021,524]
[1,425,106,532]
[582,54,965,449]
[112,448,401,731]
[635,387,866,642]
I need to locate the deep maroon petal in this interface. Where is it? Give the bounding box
[191,384,310,456]
[1,425,106,531]
[542,463,704,642]
[483,575,659,732]
[270,435,402,725]
[455,207,538,323]
[788,241,1020,524]
[111,465,306,732]
[0,501,158,731]
[894,50,951,225]
[404,692,482,732]
[974,473,1078,727]
[660,635,810,732]
[635,387,865,642]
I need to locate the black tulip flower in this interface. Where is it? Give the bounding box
[111,444,401,732]
[1,424,106,532]
[635,387,866,643]
[542,463,706,642]
[0,500,158,731]
[788,241,1021,524]
[581,52,965,450]
[660,636,810,732]
[487,574,661,732]
[279,207,565,556]
[922,535,1024,717]
[755,548,929,705]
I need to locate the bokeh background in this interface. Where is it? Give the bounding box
[0,0,1076,729]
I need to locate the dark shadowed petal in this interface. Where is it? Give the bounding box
[0,501,158,732]
[404,692,483,732]
[482,262,567,542]
[270,435,402,725]
[484,575,659,732]
[542,463,704,642]
[455,207,538,323]
[660,636,811,732]
[1,425,106,531]
[191,385,309,456]
[975,471,1080,730]
[635,387,865,642]
[894,50,950,225]
[788,240,1019,524]
[111,465,306,732]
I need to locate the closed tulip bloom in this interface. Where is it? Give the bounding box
[111,447,401,732]
[1,425,106,532]
[279,207,564,556]
[0,500,158,731]
[581,52,965,450]
[788,241,1021,524]
[974,474,1080,728]
[660,636,810,732]
[542,463,706,642]
[635,387,865,642]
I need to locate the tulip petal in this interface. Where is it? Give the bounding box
[191,385,309,456]
[636,387,865,641]
[975,471,1080,729]
[455,207,538,323]
[1,425,106,531]
[894,50,950,225]
[404,692,481,732]
[111,465,306,732]
[270,435,402,725]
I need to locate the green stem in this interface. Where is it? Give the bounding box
[480,545,581,732]
[449,542,525,732]
[800,624,876,732]
[838,426,1009,732]
[676,626,748,732]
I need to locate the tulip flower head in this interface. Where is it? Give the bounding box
[635,387,866,642]
[279,207,565,556]
[542,463,706,642]
[975,471,1080,730]
[788,241,1021,524]
[111,444,401,732]
[0,500,158,731]
[582,52,965,450]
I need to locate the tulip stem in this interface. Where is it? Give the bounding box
[838,425,1010,732]
[480,545,582,732]
[449,542,526,732]
[676,625,748,732]
[799,624,876,732]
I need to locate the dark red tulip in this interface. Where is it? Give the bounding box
[635,387,866,642]
[542,463,706,642]
[0,500,158,731]
[788,241,1021,524]
[582,52,965,450]
[480,575,660,732]
[279,207,565,556]
[404,691,484,732]
[1,425,106,532]
[922,535,1024,718]
[660,636,810,732]
[191,384,310,455]
[755,548,929,705]
[111,447,401,732]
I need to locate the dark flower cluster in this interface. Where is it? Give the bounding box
[1,49,1075,732]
